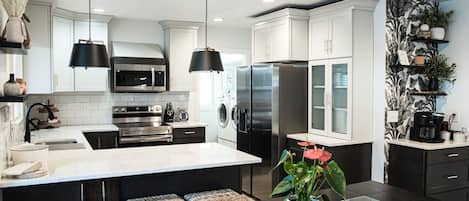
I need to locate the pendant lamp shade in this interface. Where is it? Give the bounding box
[189,0,223,73]
[70,40,110,68]
[69,0,110,68]
[189,48,223,72]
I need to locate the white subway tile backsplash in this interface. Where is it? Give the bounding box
[26,92,189,126]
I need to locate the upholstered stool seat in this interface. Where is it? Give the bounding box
[127,194,184,201]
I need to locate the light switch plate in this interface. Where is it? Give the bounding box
[387,110,399,123]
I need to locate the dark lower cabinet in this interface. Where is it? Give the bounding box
[2,182,82,201]
[287,139,372,184]
[173,127,206,144]
[388,144,469,201]
[84,131,119,150]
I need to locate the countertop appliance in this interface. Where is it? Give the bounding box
[113,105,172,147]
[164,102,175,123]
[410,112,445,143]
[236,64,308,200]
[110,42,167,93]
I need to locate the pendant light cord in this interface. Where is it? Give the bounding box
[205,0,208,48]
[89,0,92,41]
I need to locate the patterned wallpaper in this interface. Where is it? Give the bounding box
[385,0,438,141]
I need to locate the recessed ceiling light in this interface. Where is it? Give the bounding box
[263,0,275,3]
[213,17,224,22]
[93,8,105,13]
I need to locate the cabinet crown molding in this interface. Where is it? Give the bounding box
[52,7,112,23]
[253,8,309,25]
[309,0,378,16]
[159,20,203,31]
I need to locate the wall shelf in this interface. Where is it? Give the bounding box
[0,41,27,55]
[391,64,426,73]
[410,37,449,44]
[0,95,28,103]
[409,91,448,96]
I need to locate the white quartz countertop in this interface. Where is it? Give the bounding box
[166,121,208,128]
[0,125,261,189]
[287,133,373,147]
[387,139,469,150]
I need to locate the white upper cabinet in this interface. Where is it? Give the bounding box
[252,8,309,63]
[73,21,109,92]
[51,10,112,93]
[52,16,75,92]
[309,11,352,60]
[308,0,377,142]
[23,2,52,94]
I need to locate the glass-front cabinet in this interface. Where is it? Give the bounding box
[308,59,352,139]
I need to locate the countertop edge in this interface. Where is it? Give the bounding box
[387,139,469,150]
[287,134,373,147]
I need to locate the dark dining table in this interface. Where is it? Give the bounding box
[319,181,438,201]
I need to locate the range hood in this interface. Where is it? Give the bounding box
[111,41,166,65]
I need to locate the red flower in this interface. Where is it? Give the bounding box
[304,149,323,160]
[319,150,332,162]
[297,141,316,147]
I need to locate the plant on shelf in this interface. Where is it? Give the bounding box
[414,48,427,66]
[271,142,346,201]
[417,5,454,40]
[424,54,456,91]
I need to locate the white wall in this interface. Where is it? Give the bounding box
[108,18,164,46]
[372,0,386,183]
[439,0,469,131]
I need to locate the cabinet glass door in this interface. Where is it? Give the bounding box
[311,65,326,130]
[331,63,349,135]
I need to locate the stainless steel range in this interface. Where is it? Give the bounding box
[113,105,172,147]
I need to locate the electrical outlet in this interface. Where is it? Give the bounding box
[454,112,461,123]
[387,110,399,123]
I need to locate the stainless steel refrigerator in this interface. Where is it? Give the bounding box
[237,64,308,200]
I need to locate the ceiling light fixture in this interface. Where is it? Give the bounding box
[93,8,105,13]
[213,17,224,22]
[188,0,224,73]
[69,0,110,69]
[263,0,275,3]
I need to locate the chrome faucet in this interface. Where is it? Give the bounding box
[25,103,56,143]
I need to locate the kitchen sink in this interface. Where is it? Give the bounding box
[34,138,87,151]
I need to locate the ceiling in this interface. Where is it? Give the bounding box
[51,0,337,27]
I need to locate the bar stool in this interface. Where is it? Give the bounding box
[127,194,184,201]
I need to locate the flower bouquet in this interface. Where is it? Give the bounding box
[271,142,346,201]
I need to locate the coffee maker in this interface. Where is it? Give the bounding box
[410,112,445,143]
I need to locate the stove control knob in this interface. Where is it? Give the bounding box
[120,108,126,112]
[113,108,120,113]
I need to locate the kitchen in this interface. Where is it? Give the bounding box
[0,0,468,201]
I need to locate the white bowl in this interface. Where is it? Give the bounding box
[10,144,49,170]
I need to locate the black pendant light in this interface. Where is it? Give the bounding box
[69,0,110,68]
[189,0,224,73]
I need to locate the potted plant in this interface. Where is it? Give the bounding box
[424,54,456,91]
[417,5,454,40]
[271,142,346,201]
[414,48,427,66]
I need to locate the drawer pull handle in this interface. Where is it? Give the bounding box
[447,175,459,180]
[447,154,460,158]
[184,131,197,135]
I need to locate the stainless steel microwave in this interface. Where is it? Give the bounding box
[112,62,166,93]
[110,42,168,93]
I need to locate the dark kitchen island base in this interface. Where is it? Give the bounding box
[2,166,243,201]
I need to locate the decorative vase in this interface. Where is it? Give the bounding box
[414,56,426,65]
[4,17,25,43]
[431,27,446,40]
[428,77,440,91]
[420,24,430,32]
[3,73,22,96]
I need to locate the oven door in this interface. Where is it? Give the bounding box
[114,64,155,92]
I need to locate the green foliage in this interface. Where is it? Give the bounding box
[271,149,346,201]
[425,54,456,81]
[417,6,454,28]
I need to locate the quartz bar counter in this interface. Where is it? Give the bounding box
[0,125,261,189]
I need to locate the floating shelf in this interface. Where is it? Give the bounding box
[391,64,426,73]
[0,41,27,55]
[0,95,28,103]
[409,91,448,96]
[410,37,449,44]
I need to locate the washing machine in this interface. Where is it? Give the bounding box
[217,95,237,149]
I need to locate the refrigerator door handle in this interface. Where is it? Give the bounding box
[239,109,249,133]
